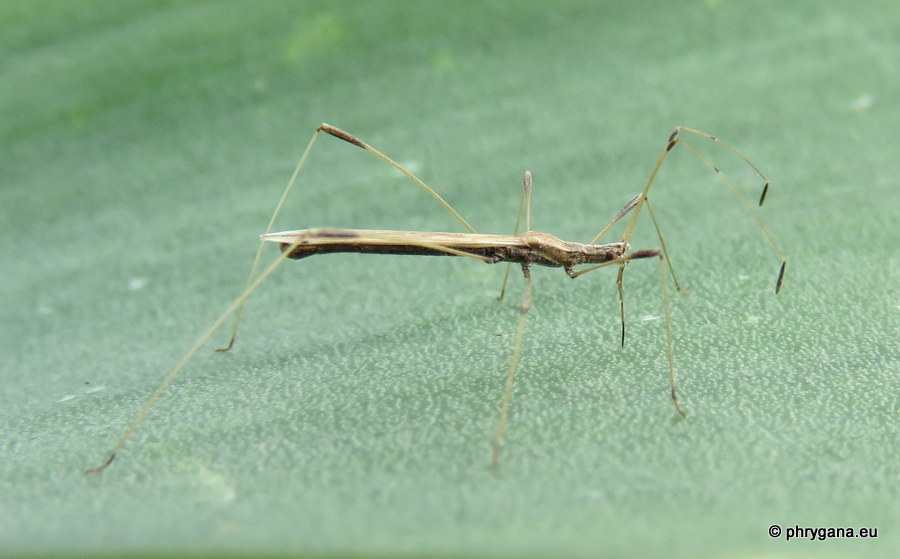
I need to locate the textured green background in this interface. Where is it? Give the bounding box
[2,1,897,557]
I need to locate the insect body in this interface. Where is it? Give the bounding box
[86,124,786,474]
[263,228,648,272]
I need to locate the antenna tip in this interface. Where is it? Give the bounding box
[759,182,770,206]
[775,261,786,294]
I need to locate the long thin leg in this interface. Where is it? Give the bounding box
[321,124,476,233]
[672,133,786,292]
[86,239,303,473]
[616,263,626,346]
[491,174,539,461]
[490,249,664,469]
[593,127,786,293]
[568,249,685,419]
[571,251,660,347]
[87,124,482,474]
[643,196,687,293]
[498,171,533,301]
[586,128,785,356]
[218,124,479,353]
[492,264,533,470]
[658,253,685,417]
[580,192,644,347]
[612,195,687,349]
[575,128,787,421]
[216,127,324,352]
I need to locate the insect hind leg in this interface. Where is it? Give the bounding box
[220,123,481,352]
[497,171,533,302]
[216,126,326,352]
[493,263,533,470]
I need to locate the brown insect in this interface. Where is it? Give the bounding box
[87,124,785,474]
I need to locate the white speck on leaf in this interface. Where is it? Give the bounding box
[849,94,873,111]
[128,277,148,291]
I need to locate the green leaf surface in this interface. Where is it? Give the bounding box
[2,1,897,557]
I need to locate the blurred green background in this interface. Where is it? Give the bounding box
[2,1,897,557]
